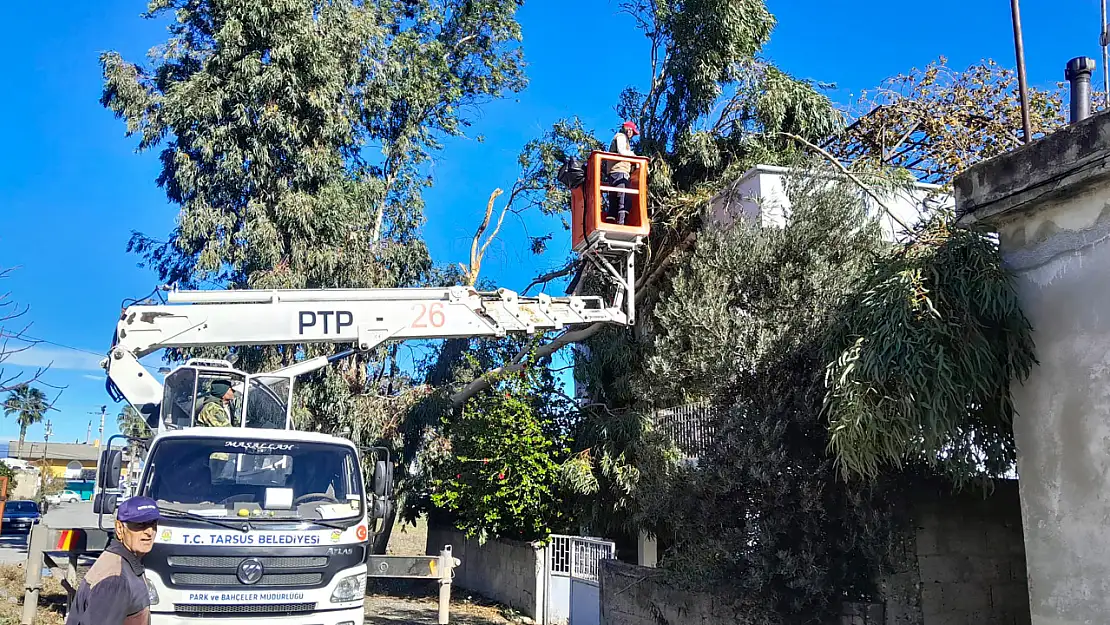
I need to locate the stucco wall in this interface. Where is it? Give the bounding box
[955,110,1110,625]
[997,192,1110,625]
[426,525,544,619]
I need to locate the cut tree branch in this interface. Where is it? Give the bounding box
[461,188,508,286]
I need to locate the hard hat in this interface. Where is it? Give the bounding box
[622,121,639,135]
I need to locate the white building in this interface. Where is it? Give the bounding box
[706,164,952,240]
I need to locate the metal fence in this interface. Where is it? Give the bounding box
[651,401,719,460]
[547,535,616,583]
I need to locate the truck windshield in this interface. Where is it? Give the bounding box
[140,437,363,522]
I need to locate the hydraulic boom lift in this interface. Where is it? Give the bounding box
[22,149,648,625]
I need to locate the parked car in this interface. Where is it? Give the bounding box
[46,490,81,505]
[1,500,41,534]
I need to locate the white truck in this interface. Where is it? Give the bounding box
[20,189,644,625]
[21,149,645,625]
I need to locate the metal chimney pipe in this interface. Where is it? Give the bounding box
[1066,57,1097,123]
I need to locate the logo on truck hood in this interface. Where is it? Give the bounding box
[236,558,265,585]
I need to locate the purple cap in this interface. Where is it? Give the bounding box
[117,497,160,523]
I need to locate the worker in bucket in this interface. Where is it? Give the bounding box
[605,120,640,225]
[65,496,160,625]
[196,379,236,427]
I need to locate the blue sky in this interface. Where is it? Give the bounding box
[0,0,1102,444]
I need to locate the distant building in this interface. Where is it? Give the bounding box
[707,164,952,241]
[3,441,100,479]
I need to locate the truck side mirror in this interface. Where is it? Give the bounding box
[373,460,393,498]
[98,449,122,490]
[371,498,393,520]
[93,492,118,516]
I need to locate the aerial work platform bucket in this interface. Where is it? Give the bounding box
[570,151,650,252]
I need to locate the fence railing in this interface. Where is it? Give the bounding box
[651,401,719,460]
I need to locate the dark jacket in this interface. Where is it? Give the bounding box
[65,540,150,625]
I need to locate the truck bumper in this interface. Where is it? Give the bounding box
[150,606,363,625]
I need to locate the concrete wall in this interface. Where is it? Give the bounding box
[599,482,1029,625]
[427,525,544,619]
[909,481,1030,625]
[955,110,1110,625]
[8,469,38,500]
[599,560,883,625]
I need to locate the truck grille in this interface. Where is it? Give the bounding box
[167,555,328,569]
[171,572,323,587]
[174,602,316,616]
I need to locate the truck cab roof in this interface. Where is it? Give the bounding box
[153,427,357,449]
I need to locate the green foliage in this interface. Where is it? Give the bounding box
[562,406,683,539]
[0,462,16,489]
[823,216,1035,483]
[3,385,48,450]
[117,405,152,440]
[619,0,776,148]
[101,0,527,463]
[421,351,573,542]
[647,166,885,403]
[638,168,901,618]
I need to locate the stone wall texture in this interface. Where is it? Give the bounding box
[911,479,1030,625]
[599,480,1030,625]
[426,525,544,619]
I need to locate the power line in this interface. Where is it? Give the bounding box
[16,335,103,357]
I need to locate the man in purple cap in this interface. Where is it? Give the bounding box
[65,496,160,625]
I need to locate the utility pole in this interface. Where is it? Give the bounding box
[84,420,91,445]
[1010,0,1033,142]
[87,406,106,447]
[1102,0,1109,108]
[39,420,52,497]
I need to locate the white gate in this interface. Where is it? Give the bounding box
[543,535,616,625]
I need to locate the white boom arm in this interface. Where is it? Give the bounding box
[105,285,628,410]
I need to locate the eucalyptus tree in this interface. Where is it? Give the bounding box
[101,0,528,552]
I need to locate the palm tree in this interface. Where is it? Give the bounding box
[3,385,48,456]
[117,405,151,439]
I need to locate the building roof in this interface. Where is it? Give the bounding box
[5,441,100,463]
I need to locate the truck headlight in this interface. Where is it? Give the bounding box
[144,577,159,605]
[330,572,366,603]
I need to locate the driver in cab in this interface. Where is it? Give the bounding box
[196,380,236,428]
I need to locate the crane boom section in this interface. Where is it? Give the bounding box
[115,286,624,357]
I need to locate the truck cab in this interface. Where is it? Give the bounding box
[93,362,391,625]
[137,428,371,623]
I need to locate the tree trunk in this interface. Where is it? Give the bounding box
[371,500,398,555]
[17,427,26,458]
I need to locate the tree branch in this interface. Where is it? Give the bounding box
[522,261,577,295]
[0,266,47,393]
[778,132,916,235]
[449,234,693,408]
[461,188,507,286]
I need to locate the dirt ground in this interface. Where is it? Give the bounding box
[3,516,512,625]
[0,564,66,625]
[369,517,512,624]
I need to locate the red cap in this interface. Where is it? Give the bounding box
[622,121,639,135]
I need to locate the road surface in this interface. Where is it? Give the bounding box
[0,501,100,565]
[2,503,511,624]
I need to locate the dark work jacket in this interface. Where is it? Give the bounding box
[65,540,150,625]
